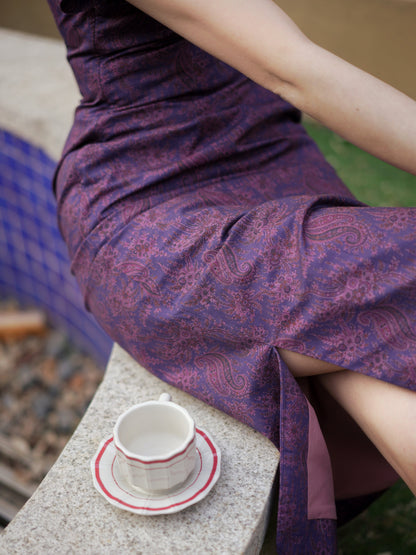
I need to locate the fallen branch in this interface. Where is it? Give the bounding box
[0,310,47,339]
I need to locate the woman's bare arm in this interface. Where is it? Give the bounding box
[127,0,416,175]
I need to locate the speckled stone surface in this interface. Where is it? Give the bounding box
[0,28,79,159]
[0,346,280,554]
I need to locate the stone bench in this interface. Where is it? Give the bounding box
[0,345,279,554]
[0,29,279,554]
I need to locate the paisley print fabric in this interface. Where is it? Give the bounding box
[47,1,416,552]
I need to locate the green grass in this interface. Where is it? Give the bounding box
[337,481,416,555]
[304,121,416,207]
[303,122,416,554]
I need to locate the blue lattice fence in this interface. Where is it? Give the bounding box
[0,128,112,365]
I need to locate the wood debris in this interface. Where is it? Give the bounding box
[0,300,104,528]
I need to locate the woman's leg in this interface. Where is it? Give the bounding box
[278,348,416,496]
[319,370,416,496]
[279,348,346,376]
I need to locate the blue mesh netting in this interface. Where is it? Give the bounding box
[0,128,112,366]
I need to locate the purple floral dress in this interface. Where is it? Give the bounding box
[48,0,416,552]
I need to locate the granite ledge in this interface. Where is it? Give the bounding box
[0,27,79,160]
[0,345,280,554]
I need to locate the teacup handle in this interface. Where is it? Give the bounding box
[158,393,172,403]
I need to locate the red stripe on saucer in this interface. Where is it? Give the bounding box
[95,429,218,512]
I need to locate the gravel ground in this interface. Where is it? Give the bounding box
[0,299,104,489]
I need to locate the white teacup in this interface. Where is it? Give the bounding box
[113,393,196,493]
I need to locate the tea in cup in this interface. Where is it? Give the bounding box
[113,393,196,493]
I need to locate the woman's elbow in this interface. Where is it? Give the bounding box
[262,38,321,111]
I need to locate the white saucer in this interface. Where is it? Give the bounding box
[91,428,221,515]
